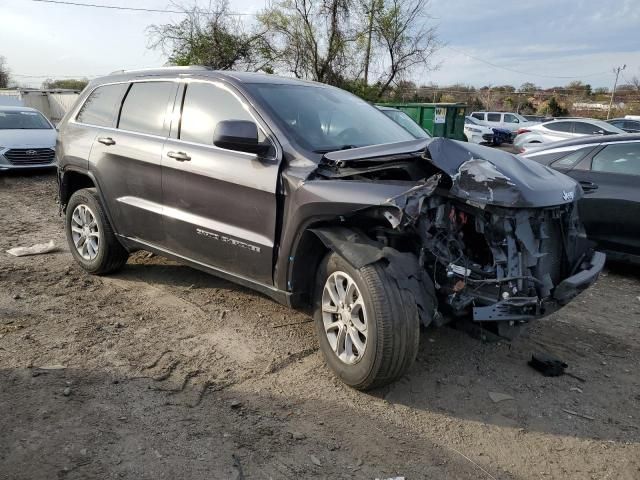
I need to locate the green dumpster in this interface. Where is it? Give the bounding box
[378,103,468,140]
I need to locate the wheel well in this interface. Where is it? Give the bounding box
[289,228,330,309]
[60,171,95,211]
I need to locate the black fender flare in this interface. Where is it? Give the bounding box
[310,226,438,327]
[58,167,119,239]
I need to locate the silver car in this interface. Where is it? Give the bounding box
[515,118,625,152]
[0,106,57,171]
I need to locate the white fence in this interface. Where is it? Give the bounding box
[0,89,81,125]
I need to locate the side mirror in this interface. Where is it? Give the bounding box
[213,120,270,155]
[595,129,605,135]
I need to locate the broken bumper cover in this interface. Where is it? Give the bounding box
[553,250,606,304]
[473,251,605,322]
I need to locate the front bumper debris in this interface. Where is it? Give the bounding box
[472,250,605,322]
[553,251,606,304]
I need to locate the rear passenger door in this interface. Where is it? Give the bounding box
[567,142,640,255]
[89,81,178,245]
[161,80,280,285]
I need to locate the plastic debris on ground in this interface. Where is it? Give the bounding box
[6,240,57,257]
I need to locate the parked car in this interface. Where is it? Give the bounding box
[523,134,640,263]
[377,106,431,139]
[56,68,604,390]
[463,116,493,144]
[606,118,640,133]
[464,116,515,146]
[514,118,625,150]
[469,111,536,132]
[523,115,553,123]
[0,106,57,171]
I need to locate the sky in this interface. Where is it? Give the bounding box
[1,0,639,89]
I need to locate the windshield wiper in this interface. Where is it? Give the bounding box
[313,145,358,154]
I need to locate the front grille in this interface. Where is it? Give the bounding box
[4,148,55,165]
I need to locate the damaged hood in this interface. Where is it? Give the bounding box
[323,137,580,208]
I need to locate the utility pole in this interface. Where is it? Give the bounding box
[607,64,626,120]
[363,0,376,85]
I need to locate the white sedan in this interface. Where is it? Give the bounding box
[0,106,57,171]
[464,116,494,144]
[514,118,625,152]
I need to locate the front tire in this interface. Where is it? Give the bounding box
[314,252,420,390]
[65,188,128,274]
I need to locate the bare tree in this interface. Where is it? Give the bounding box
[258,0,358,84]
[0,56,10,88]
[147,0,272,71]
[370,0,439,98]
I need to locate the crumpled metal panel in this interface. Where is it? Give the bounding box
[321,137,581,209]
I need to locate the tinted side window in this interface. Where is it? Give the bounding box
[118,82,175,136]
[471,113,484,120]
[504,113,519,123]
[180,82,256,145]
[487,113,501,122]
[591,143,640,175]
[574,122,601,135]
[76,84,127,127]
[544,122,573,133]
[625,120,640,131]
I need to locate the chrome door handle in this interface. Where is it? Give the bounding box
[97,137,116,146]
[167,151,191,162]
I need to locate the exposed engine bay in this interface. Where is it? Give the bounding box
[307,137,605,330]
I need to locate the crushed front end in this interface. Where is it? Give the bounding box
[314,137,605,330]
[414,197,604,323]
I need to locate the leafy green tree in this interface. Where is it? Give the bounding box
[469,96,484,111]
[519,82,538,93]
[537,96,568,117]
[42,78,88,90]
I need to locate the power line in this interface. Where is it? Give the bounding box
[29,0,257,15]
[12,73,98,78]
[444,45,612,80]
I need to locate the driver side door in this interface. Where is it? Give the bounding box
[503,113,520,131]
[161,80,280,285]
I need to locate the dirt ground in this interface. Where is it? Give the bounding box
[1,171,639,480]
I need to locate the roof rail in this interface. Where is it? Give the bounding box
[108,66,211,75]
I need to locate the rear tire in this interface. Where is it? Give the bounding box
[313,252,420,390]
[65,188,128,274]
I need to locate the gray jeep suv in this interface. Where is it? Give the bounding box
[57,67,604,389]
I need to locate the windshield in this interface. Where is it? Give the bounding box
[465,116,480,125]
[246,83,415,153]
[381,110,430,139]
[0,110,52,130]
